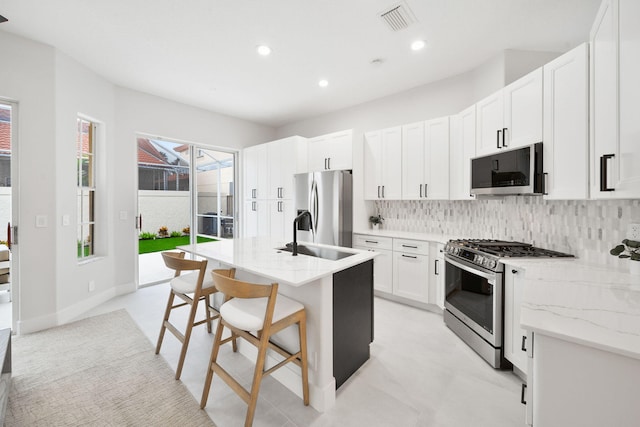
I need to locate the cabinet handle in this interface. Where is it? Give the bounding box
[520,384,527,405]
[402,244,418,249]
[252,201,256,211]
[502,127,508,147]
[424,183,428,198]
[365,240,379,244]
[382,185,385,198]
[401,254,417,259]
[435,259,439,275]
[521,335,527,352]
[512,269,518,274]
[497,129,501,149]
[543,172,548,195]
[419,184,423,198]
[600,154,615,192]
[377,185,381,198]
[327,158,331,169]
[252,188,256,199]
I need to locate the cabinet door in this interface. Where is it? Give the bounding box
[504,267,528,374]
[402,121,425,199]
[617,0,640,198]
[308,135,328,172]
[381,127,402,200]
[503,68,543,150]
[363,131,382,199]
[450,105,476,200]
[393,251,429,303]
[475,91,504,156]
[354,245,393,294]
[268,137,303,200]
[243,145,268,200]
[590,0,619,198]
[243,200,268,238]
[543,44,589,200]
[269,199,294,241]
[425,117,450,200]
[325,130,353,171]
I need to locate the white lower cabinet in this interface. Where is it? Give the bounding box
[392,238,430,304]
[353,234,393,293]
[355,234,436,307]
[504,266,528,374]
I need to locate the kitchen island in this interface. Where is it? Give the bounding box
[177,237,376,412]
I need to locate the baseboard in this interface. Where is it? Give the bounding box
[374,291,443,314]
[16,282,135,334]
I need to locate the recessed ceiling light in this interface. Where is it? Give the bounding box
[318,79,329,88]
[411,40,426,51]
[256,45,272,56]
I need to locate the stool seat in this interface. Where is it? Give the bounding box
[171,271,215,294]
[221,294,304,332]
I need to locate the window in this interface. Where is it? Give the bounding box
[77,118,96,259]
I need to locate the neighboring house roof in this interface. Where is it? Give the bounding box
[174,144,189,153]
[138,138,173,167]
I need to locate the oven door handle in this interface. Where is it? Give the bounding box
[444,255,497,282]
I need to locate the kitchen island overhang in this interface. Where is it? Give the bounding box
[177,237,377,412]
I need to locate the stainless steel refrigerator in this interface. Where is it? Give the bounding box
[293,170,353,247]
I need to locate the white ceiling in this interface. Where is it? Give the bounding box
[0,0,601,127]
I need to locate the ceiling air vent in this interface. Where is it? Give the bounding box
[379,2,416,32]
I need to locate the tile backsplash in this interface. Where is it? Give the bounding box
[375,197,640,268]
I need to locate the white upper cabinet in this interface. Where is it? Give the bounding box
[401,121,425,199]
[364,127,402,200]
[308,129,353,172]
[243,143,268,200]
[401,117,450,200]
[591,0,640,198]
[543,43,590,200]
[425,117,450,200]
[267,136,307,200]
[476,68,543,156]
[449,105,476,200]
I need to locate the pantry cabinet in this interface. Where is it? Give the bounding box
[308,129,353,172]
[364,127,402,200]
[243,143,268,200]
[590,0,640,198]
[476,68,543,156]
[543,43,590,200]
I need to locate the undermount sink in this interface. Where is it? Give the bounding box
[277,243,354,261]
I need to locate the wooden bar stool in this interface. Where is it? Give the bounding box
[201,269,309,427]
[155,251,235,380]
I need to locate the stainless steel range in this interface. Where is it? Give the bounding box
[443,239,573,368]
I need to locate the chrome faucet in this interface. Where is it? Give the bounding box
[292,210,312,256]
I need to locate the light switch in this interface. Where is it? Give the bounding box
[35,215,47,228]
[62,214,70,226]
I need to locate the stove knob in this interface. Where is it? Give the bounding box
[489,259,497,269]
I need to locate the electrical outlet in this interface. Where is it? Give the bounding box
[88,280,95,292]
[628,223,640,241]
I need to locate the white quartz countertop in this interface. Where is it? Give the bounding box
[505,258,640,360]
[177,237,376,287]
[353,229,455,244]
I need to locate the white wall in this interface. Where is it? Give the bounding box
[0,31,56,331]
[0,30,276,332]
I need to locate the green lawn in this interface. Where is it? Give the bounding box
[138,236,216,254]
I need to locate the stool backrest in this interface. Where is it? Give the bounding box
[211,269,277,299]
[162,251,207,278]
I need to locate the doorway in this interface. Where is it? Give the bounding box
[136,136,236,286]
[0,100,18,331]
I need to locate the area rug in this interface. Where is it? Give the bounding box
[6,309,216,426]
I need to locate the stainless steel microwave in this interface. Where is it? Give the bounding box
[470,143,543,196]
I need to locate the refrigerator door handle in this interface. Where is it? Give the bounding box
[313,180,319,233]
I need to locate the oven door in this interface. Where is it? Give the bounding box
[444,255,502,347]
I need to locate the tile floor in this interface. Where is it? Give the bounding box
[83,283,525,427]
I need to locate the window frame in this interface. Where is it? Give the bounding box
[77,117,97,261]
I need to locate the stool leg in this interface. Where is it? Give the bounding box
[175,292,199,380]
[298,314,310,406]
[245,334,269,427]
[156,290,175,354]
[205,294,213,333]
[201,319,226,409]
